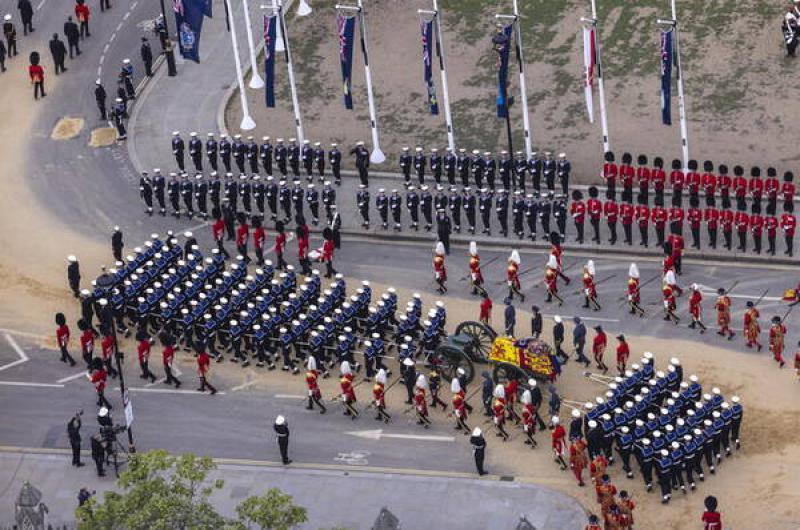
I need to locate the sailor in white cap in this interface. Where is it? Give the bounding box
[188,131,204,172]
[352,140,370,186]
[171,131,185,171]
[273,415,291,464]
[401,357,416,404]
[556,152,571,195]
[67,255,81,297]
[470,426,488,475]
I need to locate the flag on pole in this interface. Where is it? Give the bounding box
[494,24,514,119]
[337,14,356,110]
[660,29,674,126]
[420,18,439,115]
[263,13,277,108]
[582,26,597,123]
[173,0,206,63]
[200,0,212,17]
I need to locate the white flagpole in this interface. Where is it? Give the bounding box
[512,0,532,158]
[225,0,256,130]
[278,0,305,145]
[242,0,265,89]
[432,0,455,151]
[356,0,385,164]
[671,0,690,171]
[296,0,312,16]
[273,0,285,52]
[590,0,610,153]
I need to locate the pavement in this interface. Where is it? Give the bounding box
[0,450,586,529]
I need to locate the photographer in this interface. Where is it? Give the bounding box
[67,411,84,467]
[90,434,105,477]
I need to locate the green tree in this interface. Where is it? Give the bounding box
[233,489,308,530]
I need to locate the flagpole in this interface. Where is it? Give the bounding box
[242,0,265,89]
[671,0,690,171]
[278,0,305,145]
[273,0,285,52]
[512,0,532,158]
[225,0,256,130]
[589,0,610,153]
[356,0,385,164]
[432,0,455,151]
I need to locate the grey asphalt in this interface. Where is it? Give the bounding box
[0,451,587,529]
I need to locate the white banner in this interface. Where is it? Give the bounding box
[582,26,596,123]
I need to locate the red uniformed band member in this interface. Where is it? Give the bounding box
[714,289,735,339]
[743,301,762,351]
[551,415,568,470]
[569,437,589,486]
[520,388,537,447]
[688,284,707,333]
[339,361,359,418]
[414,374,431,428]
[433,241,447,294]
[615,334,629,373]
[544,254,563,305]
[197,349,217,394]
[492,384,509,440]
[451,377,469,432]
[662,281,679,324]
[592,326,609,374]
[627,263,644,317]
[582,260,600,311]
[373,369,390,423]
[781,210,796,257]
[468,241,485,296]
[507,249,524,301]
[769,316,786,368]
[304,356,327,413]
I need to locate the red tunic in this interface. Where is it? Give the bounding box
[663,285,676,311]
[236,223,249,246]
[652,206,667,227]
[322,240,335,261]
[305,370,321,399]
[544,268,558,294]
[570,200,586,223]
[137,339,151,364]
[492,397,506,425]
[197,352,211,375]
[433,255,447,281]
[507,262,520,290]
[718,174,732,196]
[253,226,265,250]
[101,335,115,360]
[587,198,602,219]
[701,511,722,530]
[669,169,685,192]
[765,177,780,199]
[28,64,44,82]
[275,232,287,254]
[340,375,356,403]
[781,213,796,236]
[56,324,70,349]
[469,256,483,284]
[686,171,701,194]
[602,162,618,187]
[373,382,385,408]
[603,201,618,222]
[636,166,650,190]
[298,235,309,260]
[521,403,534,432]
[748,177,764,200]
[702,172,717,196]
[212,219,225,241]
[90,369,107,392]
[688,207,702,229]
[592,332,607,356]
[721,210,734,232]
[616,342,630,364]
[162,345,175,366]
[689,290,702,318]
[651,167,666,190]
[735,211,749,234]
[765,216,778,236]
[627,278,640,304]
[750,214,764,236]
[635,205,649,226]
[583,274,597,299]
[620,164,634,189]
[452,390,467,418]
[75,3,90,22]
[733,176,747,197]
[704,207,719,228]
[551,424,566,454]
[415,388,428,415]
[781,182,796,203]
[620,203,634,225]
[479,297,492,321]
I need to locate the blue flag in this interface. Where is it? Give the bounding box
[495,24,514,119]
[420,19,438,115]
[264,14,277,108]
[337,14,356,110]
[660,29,673,126]
[173,0,206,63]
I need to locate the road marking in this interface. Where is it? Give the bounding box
[333,450,370,466]
[274,393,305,399]
[119,386,226,395]
[231,380,257,392]
[541,314,620,323]
[0,328,47,340]
[345,429,455,443]
[103,43,110,53]
[123,11,131,20]
[35,0,47,10]
[116,21,124,32]
[0,334,29,373]
[57,371,88,384]
[0,381,64,388]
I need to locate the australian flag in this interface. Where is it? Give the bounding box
[660,29,674,126]
[264,14,277,108]
[338,14,356,110]
[420,19,438,115]
[173,0,206,63]
[494,24,514,119]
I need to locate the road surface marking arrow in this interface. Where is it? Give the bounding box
[345,430,455,443]
[0,334,29,373]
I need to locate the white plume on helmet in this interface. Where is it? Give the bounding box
[469,241,478,257]
[629,263,640,278]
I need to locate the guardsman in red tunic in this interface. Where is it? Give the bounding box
[550,237,571,284]
[781,171,795,213]
[582,260,600,311]
[652,157,666,206]
[197,350,218,394]
[433,241,447,294]
[615,334,630,373]
[627,263,644,317]
[589,452,608,484]
[100,331,119,378]
[769,316,786,367]
[714,288,735,339]
[735,210,749,251]
[721,209,734,250]
[492,384,509,440]
[668,205,684,237]
[321,227,337,278]
[252,216,265,265]
[585,514,602,530]
[592,325,609,373]
[617,490,636,530]
[451,377,469,432]
[570,189,586,243]
[636,154,650,204]
[749,167,764,214]
[304,356,327,413]
[794,351,800,381]
[620,152,635,203]
[569,437,589,486]
[414,374,432,428]
[662,283,679,324]
[55,313,76,366]
[702,161,717,207]
[551,416,568,469]
[587,186,602,242]
[507,249,524,301]
[667,232,685,276]
[635,203,649,247]
[781,209,796,256]
[212,213,230,259]
[89,367,111,408]
[136,330,157,383]
[468,241,486,296]
[765,215,779,255]
[297,223,311,275]
[705,205,719,249]
[688,200,702,249]
[652,204,667,247]
[544,254,563,305]
[765,167,780,216]
[339,361,359,418]
[743,301,762,351]
[520,388,537,447]
[620,201,634,245]
[373,369,391,423]
[750,212,764,254]
[733,165,747,211]
[236,214,250,262]
[688,284,707,333]
[669,159,685,207]
[604,199,619,245]
[479,292,492,324]
[718,164,732,209]
[686,159,701,204]
[274,221,288,269]
[603,151,618,200]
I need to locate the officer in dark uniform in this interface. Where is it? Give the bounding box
[167,172,181,218]
[252,175,264,216]
[278,179,292,222]
[232,134,246,174]
[479,188,492,235]
[94,80,107,120]
[557,153,570,196]
[539,192,552,241]
[239,174,252,214]
[376,188,389,229]
[152,168,166,216]
[528,151,542,192]
[306,184,320,225]
[406,186,420,230]
[246,136,259,174]
[259,136,272,175]
[219,134,232,173]
[351,141,370,186]
[514,151,527,191]
[436,209,452,255]
[288,138,301,177]
[471,149,484,189]
[357,184,370,228]
[449,186,462,233]
[180,173,194,219]
[484,152,496,190]
[512,190,525,238]
[463,187,476,234]
[444,147,456,185]
[390,189,403,231]
[224,173,239,212]
[322,181,336,221]
[496,189,509,237]
[414,147,426,185]
[273,415,291,465]
[139,172,153,216]
[274,138,288,177]
[313,142,325,181]
[499,151,512,190]
[421,185,433,231]
[206,133,218,172]
[329,143,342,185]
[554,194,567,237]
[457,148,470,187]
[291,180,304,220]
[111,98,127,140]
[524,192,538,241]
[195,174,209,220]
[430,148,442,184]
[188,132,203,171]
[301,140,313,180]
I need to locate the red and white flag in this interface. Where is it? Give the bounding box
[582,26,597,123]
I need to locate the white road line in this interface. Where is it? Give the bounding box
[274,394,305,399]
[0,334,29,373]
[116,21,124,32]
[0,328,47,340]
[131,0,138,7]
[35,0,47,10]
[541,314,620,323]
[97,65,103,77]
[119,386,227,395]
[57,371,88,384]
[0,381,64,388]
[123,11,131,20]
[231,380,257,392]
[103,43,110,53]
